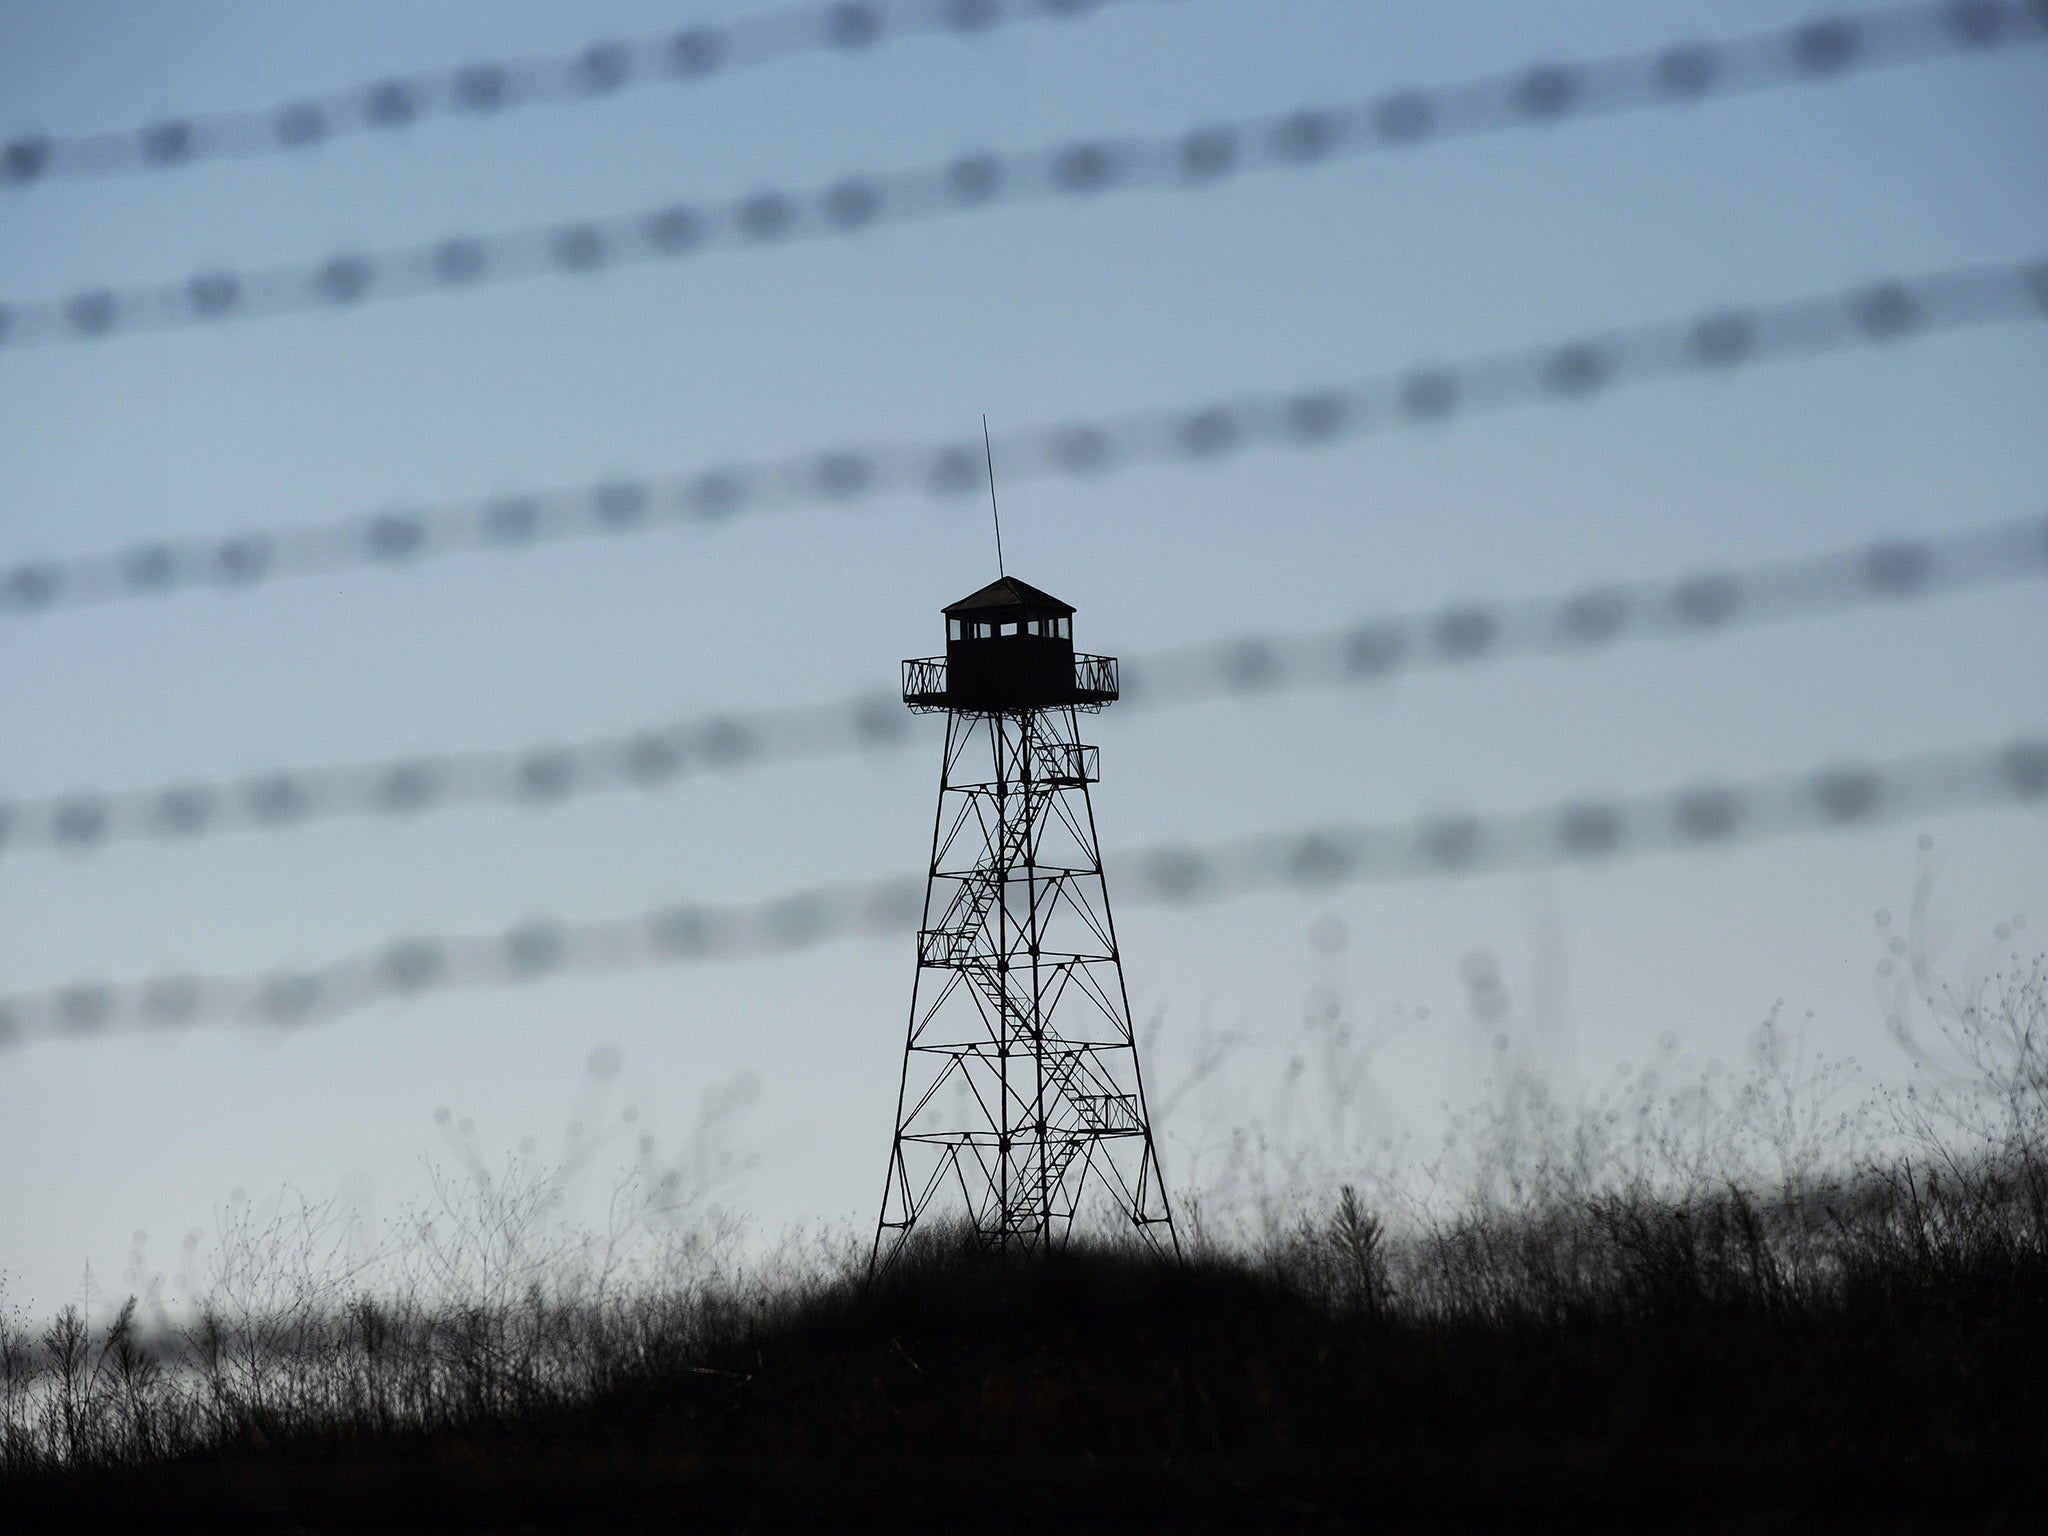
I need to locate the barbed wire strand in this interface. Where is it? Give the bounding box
[0,0,1173,191]
[2,733,2040,1047]
[3,1,2042,348]
[3,512,2042,861]
[4,255,2044,625]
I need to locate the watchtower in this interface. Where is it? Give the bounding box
[875,577,1177,1269]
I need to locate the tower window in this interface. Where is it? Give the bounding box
[948,618,962,640]
[1000,622,1018,637]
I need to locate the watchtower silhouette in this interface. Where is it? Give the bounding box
[874,576,1177,1269]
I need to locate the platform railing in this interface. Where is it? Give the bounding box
[901,653,1121,711]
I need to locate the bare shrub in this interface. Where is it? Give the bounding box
[4,932,2042,1484]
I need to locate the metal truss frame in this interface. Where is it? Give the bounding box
[872,699,1177,1271]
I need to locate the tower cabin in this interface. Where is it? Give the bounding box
[902,576,1119,714]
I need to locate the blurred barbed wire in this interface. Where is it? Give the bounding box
[0,0,1172,190]
[4,1,2041,348]
[4,256,2043,623]
[3,734,2040,1047]
[2,514,2043,862]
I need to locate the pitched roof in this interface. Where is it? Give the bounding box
[942,576,1075,616]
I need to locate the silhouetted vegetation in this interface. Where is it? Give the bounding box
[5,958,2042,1531]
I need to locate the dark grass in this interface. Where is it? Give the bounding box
[6,1163,2047,1534]
[9,959,2043,1529]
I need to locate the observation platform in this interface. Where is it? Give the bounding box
[902,575,1119,714]
[901,653,1120,715]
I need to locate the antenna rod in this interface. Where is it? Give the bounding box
[983,414,1005,578]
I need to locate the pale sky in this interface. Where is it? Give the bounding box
[2,0,2045,1312]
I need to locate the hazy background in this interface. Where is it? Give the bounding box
[2,0,2044,1312]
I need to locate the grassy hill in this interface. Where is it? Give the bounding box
[6,1157,2045,1533]
[9,962,2043,1530]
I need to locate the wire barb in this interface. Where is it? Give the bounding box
[3,2,2040,348]
[3,258,2042,622]
[1,513,2042,860]
[3,732,2041,1047]
[0,0,1171,191]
